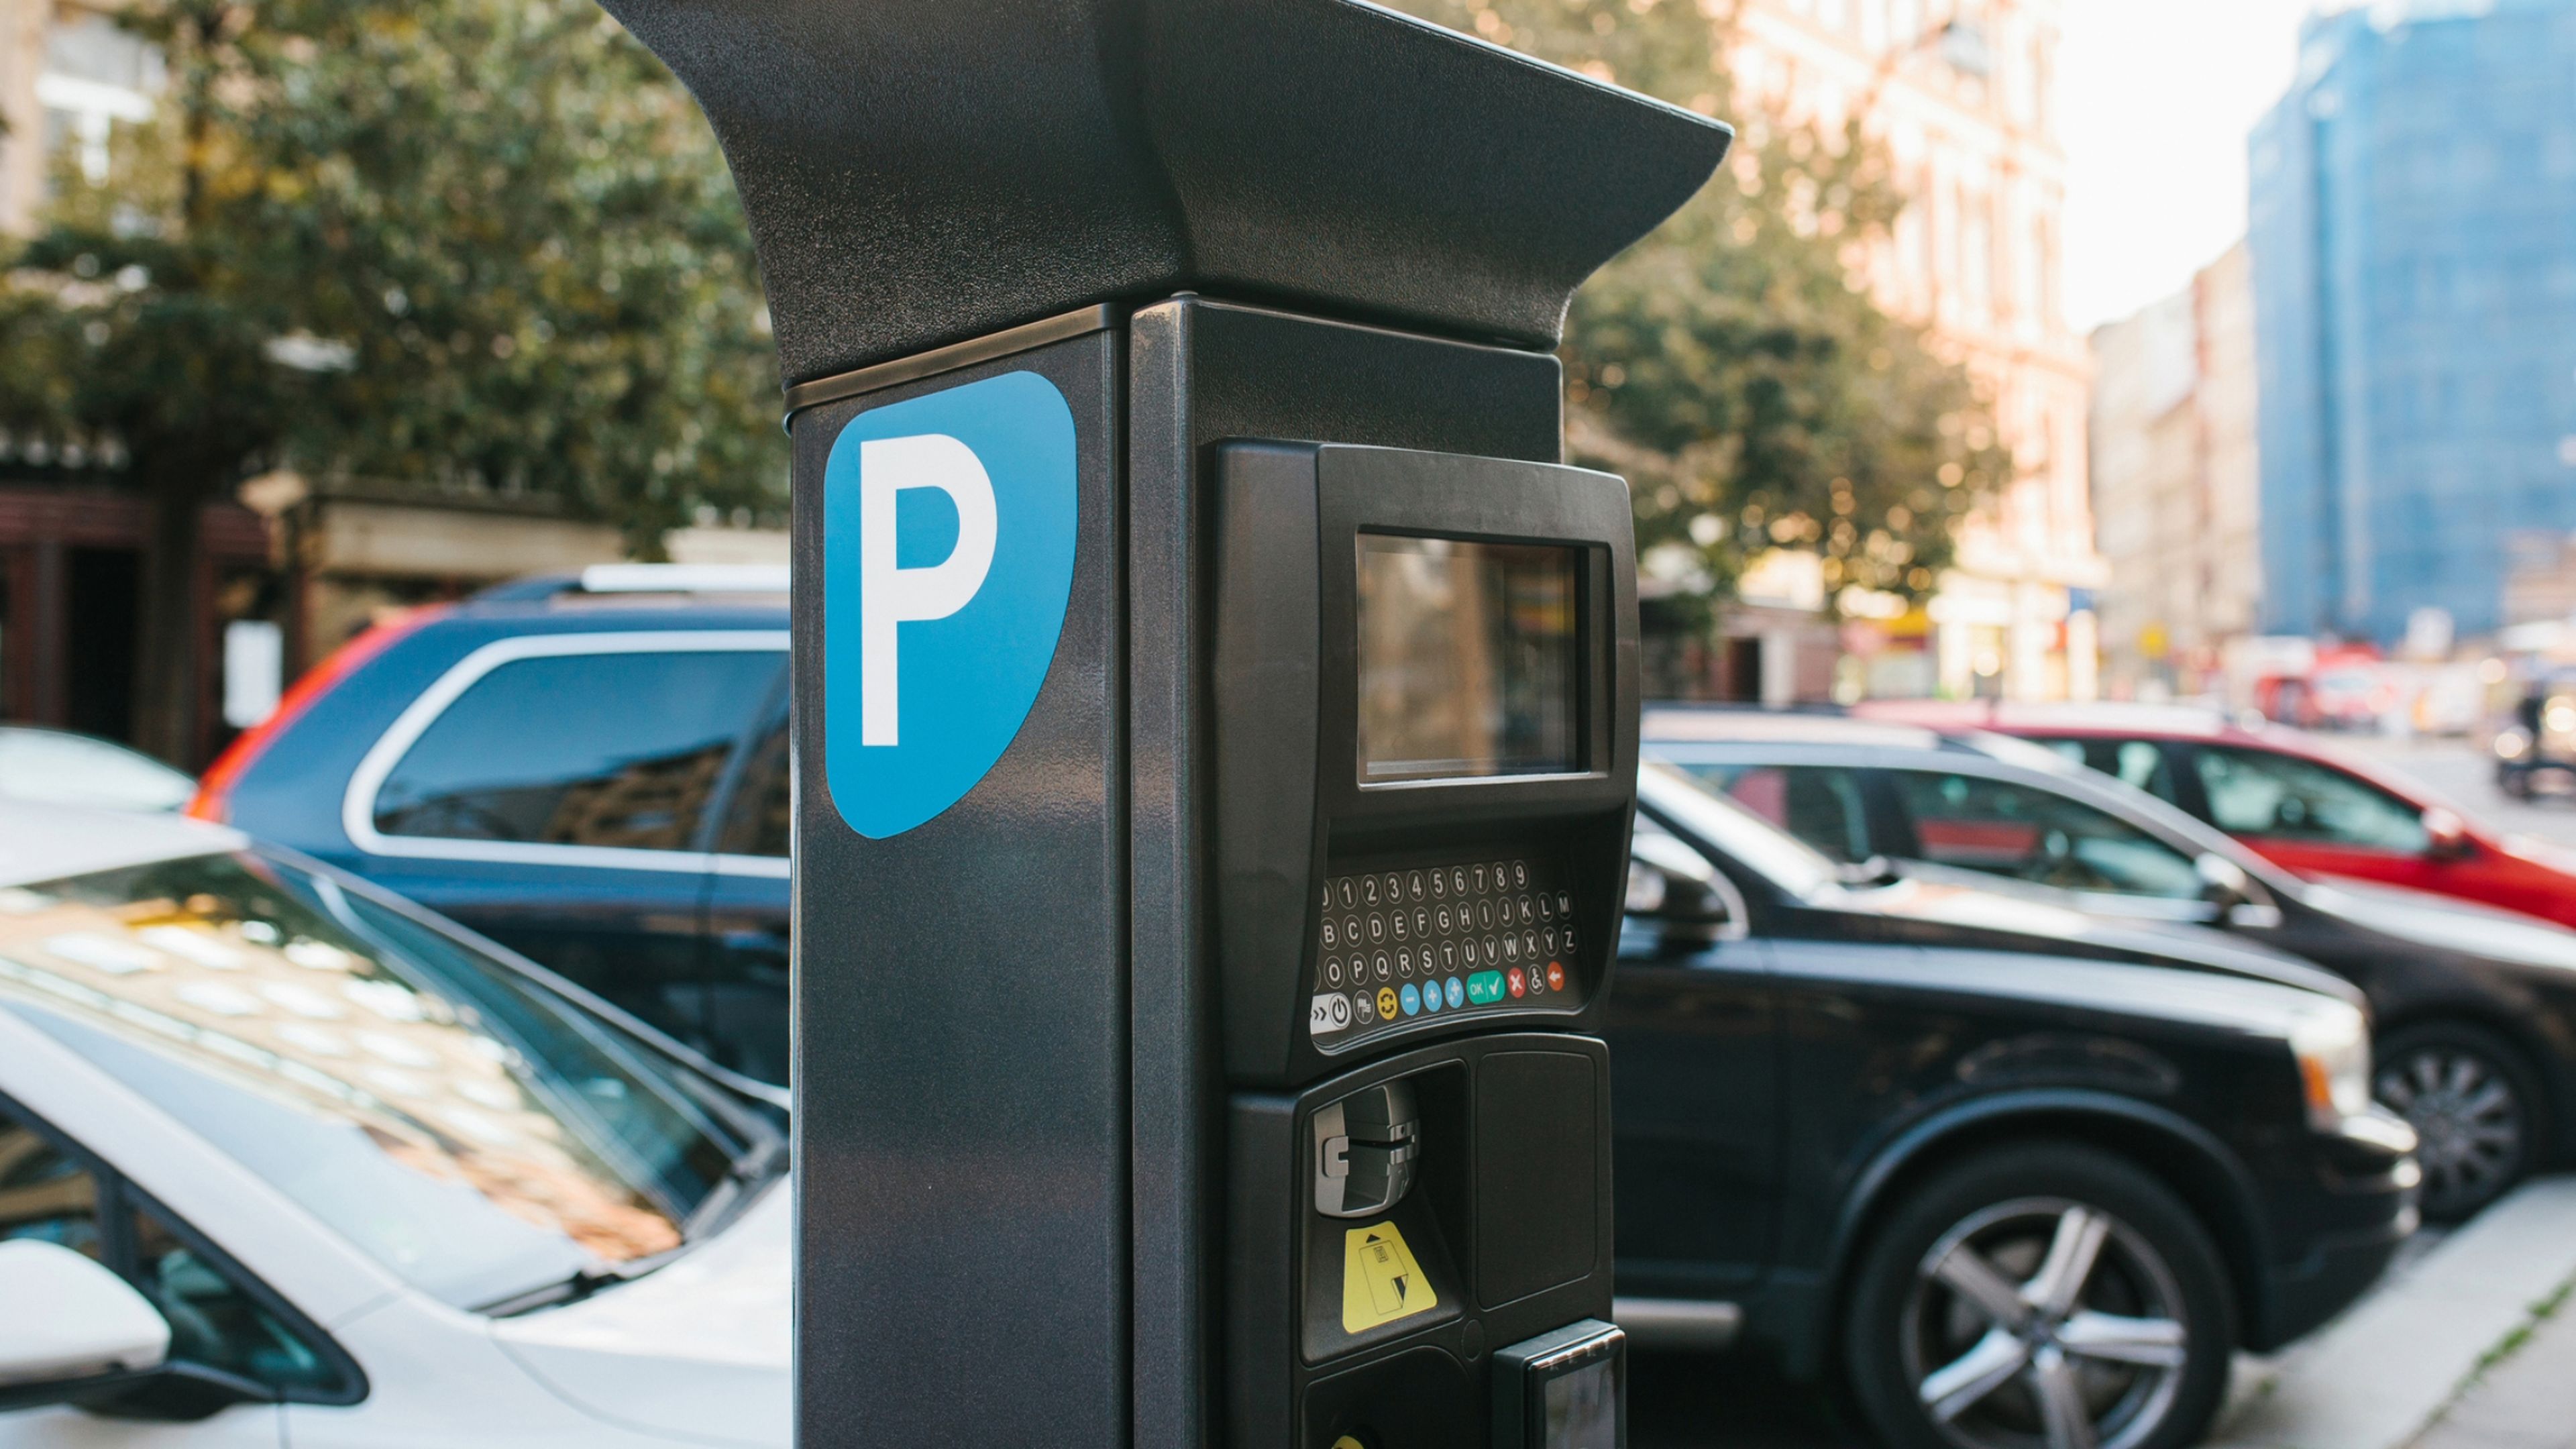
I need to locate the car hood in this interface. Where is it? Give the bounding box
[2306,879,2576,975]
[491,1181,790,1449]
[1827,875,2370,1008]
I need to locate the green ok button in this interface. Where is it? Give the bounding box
[1466,971,1506,1005]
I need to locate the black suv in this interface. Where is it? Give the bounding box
[1645,707,2576,1222]
[1613,765,2416,1449]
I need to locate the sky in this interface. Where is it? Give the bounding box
[2055,0,2326,331]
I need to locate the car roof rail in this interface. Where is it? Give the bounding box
[471,564,792,602]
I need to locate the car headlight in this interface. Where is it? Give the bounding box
[2497,728,2531,761]
[2290,1003,2373,1132]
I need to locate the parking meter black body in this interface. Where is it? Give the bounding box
[596,2,1729,1444]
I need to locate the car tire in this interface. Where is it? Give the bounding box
[2374,1020,2543,1222]
[1841,1142,2233,1449]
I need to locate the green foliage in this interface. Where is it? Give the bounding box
[1,0,782,549]
[1389,0,2006,628]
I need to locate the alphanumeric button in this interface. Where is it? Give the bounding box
[1391,912,1409,942]
[1344,916,1362,948]
[1337,878,1356,910]
[1324,958,1343,987]
[1491,861,1509,888]
[1397,949,1415,979]
[1502,934,1520,961]
[1556,891,1571,915]
[1472,864,1489,893]
[1368,915,1387,945]
[1381,873,1402,902]
[1449,867,1468,894]
[1440,942,1459,971]
[1431,870,1448,900]
[1477,900,1495,930]
[1407,870,1426,901]
[1482,936,1500,965]
[1436,905,1454,933]
[1322,918,1340,949]
[1538,893,1556,920]
[1521,930,1538,959]
[1562,927,1578,951]
[1513,860,1529,889]
[1517,896,1534,924]
[1544,927,1559,953]
[1373,952,1392,982]
[1362,876,1381,907]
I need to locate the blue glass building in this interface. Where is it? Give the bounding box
[2249,0,2576,643]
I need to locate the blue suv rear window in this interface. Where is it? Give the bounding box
[374,650,784,850]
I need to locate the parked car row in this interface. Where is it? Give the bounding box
[47,568,2576,1449]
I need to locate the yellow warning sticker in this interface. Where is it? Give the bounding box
[1341,1220,1437,1334]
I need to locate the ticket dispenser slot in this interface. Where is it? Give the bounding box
[1317,1081,1421,1219]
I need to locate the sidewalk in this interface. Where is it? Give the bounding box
[2410,1278,2576,1449]
[2207,1176,2576,1449]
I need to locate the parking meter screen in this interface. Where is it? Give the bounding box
[1356,535,1580,782]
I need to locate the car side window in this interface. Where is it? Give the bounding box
[374,649,787,851]
[2033,737,2178,803]
[0,1102,349,1400]
[0,1112,102,1258]
[1885,770,2206,898]
[131,1201,342,1395]
[2192,747,2429,852]
[716,712,791,859]
[1676,763,1873,862]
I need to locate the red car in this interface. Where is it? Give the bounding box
[1855,700,2576,930]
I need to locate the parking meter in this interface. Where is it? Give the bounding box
[597,1,1729,1445]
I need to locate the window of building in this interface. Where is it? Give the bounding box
[36,13,159,186]
[373,647,785,851]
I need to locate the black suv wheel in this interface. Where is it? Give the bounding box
[2373,1020,2540,1221]
[1843,1142,2233,1449]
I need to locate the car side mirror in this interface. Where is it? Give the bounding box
[0,1240,170,1404]
[1625,833,1736,955]
[2194,853,2282,930]
[2423,808,2473,861]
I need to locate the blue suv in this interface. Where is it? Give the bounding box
[193,566,794,1082]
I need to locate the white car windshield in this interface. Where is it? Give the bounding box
[1638,760,1839,898]
[0,849,777,1310]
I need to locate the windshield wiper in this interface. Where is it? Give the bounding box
[477,1262,653,1318]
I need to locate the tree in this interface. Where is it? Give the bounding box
[0,0,782,763]
[1390,0,2007,637]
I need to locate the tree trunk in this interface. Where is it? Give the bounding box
[131,470,207,767]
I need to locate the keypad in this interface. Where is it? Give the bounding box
[1307,854,1580,1042]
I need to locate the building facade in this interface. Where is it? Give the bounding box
[2250,0,2576,646]
[2090,243,2263,700]
[1729,0,2104,701]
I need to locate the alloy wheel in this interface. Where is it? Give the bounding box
[2375,1044,2524,1216]
[1899,1197,2191,1449]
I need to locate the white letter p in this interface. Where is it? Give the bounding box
[860,434,998,747]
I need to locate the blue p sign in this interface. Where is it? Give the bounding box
[824,371,1078,839]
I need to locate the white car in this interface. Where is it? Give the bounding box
[0,803,790,1448]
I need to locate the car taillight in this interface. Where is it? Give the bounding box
[188,605,451,823]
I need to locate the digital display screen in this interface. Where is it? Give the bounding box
[1539,1354,1620,1449]
[1356,535,1580,782]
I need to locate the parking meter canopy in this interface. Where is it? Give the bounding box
[598,0,1732,387]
